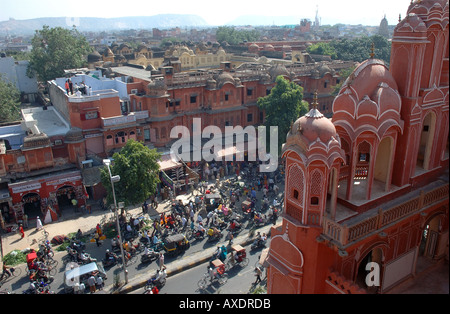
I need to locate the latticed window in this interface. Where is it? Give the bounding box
[310,169,323,195]
[288,164,305,209]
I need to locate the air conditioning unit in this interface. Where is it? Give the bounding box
[131,89,138,94]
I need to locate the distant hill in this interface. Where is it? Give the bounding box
[0,14,209,35]
[225,15,302,26]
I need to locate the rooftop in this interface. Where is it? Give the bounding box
[21,106,70,138]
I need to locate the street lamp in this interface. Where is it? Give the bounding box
[103,159,128,284]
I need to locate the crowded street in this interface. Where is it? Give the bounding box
[0,160,284,294]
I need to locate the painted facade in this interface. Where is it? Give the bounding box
[267,0,449,294]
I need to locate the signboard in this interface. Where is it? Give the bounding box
[11,183,42,194]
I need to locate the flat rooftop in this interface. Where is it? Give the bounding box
[21,106,70,137]
[111,66,152,81]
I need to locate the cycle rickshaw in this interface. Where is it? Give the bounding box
[225,244,249,270]
[197,259,228,290]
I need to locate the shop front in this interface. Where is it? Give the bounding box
[8,170,87,223]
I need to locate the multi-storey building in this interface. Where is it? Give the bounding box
[0,47,353,228]
[267,0,449,294]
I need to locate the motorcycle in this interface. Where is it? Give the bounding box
[212,215,228,230]
[102,253,120,268]
[207,228,223,242]
[227,220,242,235]
[69,238,86,252]
[252,213,268,227]
[251,238,267,250]
[193,229,205,240]
[77,252,97,265]
[140,249,159,264]
[145,269,167,291]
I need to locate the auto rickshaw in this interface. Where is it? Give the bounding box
[163,233,190,257]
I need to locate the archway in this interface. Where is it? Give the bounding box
[56,185,76,212]
[417,215,443,273]
[417,112,436,171]
[355,247,383,294]
[22,193,41,220]
[374,137,393,192]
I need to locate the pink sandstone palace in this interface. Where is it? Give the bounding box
[267,0,449,294]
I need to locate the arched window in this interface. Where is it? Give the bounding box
[115,131,127,144]
[106,135,113,146]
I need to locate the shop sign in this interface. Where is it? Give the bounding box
[46,175,82,186]
[102,115,136,127]
[11,183,42,194]
[84,133,103,139]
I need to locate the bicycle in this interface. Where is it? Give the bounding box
[197,271,228,290]
[0,266,22,282]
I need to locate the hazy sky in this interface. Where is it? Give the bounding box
[1,0,413,26]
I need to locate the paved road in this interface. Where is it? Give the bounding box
[130,242,268,295]
[0,218,273,294]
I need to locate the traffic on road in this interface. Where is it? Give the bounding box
[0,160,284,294]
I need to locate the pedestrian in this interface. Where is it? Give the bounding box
[68,79,73,95]
[19,224,25,239]
[272,209,278,225]
[23,214,28,228]
[227,230,233,245]
[94,231,101,247]
[95,275,104,290]
[254,266,262,284]
[159,252,165,270]
[65,80,70,94]
[36,216,43,230]
[87,273,96,293]
[96,223,102,236]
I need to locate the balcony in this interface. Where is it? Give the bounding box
[101,110,149,128]
[321,181,449,248]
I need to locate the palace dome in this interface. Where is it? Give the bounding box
[332,58,403,139]
[291,108,338,145]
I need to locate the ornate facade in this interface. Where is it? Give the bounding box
[267,0,449,294]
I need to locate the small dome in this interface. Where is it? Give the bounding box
[216,72,235,88]
[65,127,84,143]
[87,51,102,62]
[147,78,167,91]
[23,133,51,149]
[317,63,334,77]
[291,109,337,144]
[269,64,289,81]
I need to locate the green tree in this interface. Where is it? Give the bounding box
[329,35,391,65]
[0,74,21,123]
[306,42,337,59]
[307,35,391,65]
[100,139,161,208]
[28,25,92,82]
[216,26,260,45]
[257,76,309,153]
